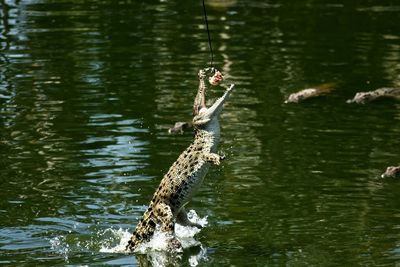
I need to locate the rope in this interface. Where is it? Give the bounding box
[202,0,214,68]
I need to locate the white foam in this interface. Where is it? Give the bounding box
[134,227,173,253]
[175,210,208,249]
[50,210,208,266]
[99,228,132,253]
[189,246,208,267]
[99,210,208,254]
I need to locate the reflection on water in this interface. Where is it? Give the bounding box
[1,0,400,266]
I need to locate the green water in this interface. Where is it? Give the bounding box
[1,0,400,266]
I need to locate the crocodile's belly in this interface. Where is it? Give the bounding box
[170,161,210,211]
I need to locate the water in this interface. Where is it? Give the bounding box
[1,0,400,266]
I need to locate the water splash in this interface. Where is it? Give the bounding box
[100,210,209,266]
[49,210,208,265]
[100,210,208,254]
[49,235,70,261]
[175,209,208,248]
[99,228,132,253]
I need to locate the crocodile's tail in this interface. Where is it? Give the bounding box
[126,210,158,252]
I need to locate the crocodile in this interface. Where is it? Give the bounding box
[347,87,400,104]
[381,166,400,178]
[284,83,336,104]
[126,68,234,252]
[168,121,193,134]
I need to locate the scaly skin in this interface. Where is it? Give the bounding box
[381,166,400,178]
[284,83,336,104]
[126,68,234,252]
[347,87,400,104]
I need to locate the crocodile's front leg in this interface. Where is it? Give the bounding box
[193,68,208,116]
[203,152,225,165]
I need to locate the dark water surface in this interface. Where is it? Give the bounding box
[1,0,400,266]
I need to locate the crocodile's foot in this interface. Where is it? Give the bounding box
[204,153,226,165]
